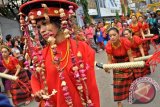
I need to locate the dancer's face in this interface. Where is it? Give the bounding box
[138,17,143,22]
[123,30,132,39]
[109,30,119,43]
[1,48,10,58]
[37,19,59,41]
[131,16,137,23]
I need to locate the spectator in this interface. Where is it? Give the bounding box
[148,12,159,35]
[85,23,99,52]
[5,34,12,47]
[0,94,12,107]
[95,28,104,50]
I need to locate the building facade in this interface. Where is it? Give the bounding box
[0,16,21,40]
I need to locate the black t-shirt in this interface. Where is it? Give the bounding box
[157,16,160,28]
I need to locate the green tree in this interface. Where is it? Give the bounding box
[121,4,126,16]
[69,0,91,24]
[0,0,28,21]
[127,7,131,16]
[115,10,120,20]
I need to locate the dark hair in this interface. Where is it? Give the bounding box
[123,29,132,35]
[150,12,156,18]
[50,17,61,29]
[36,17,61,29]
[11,39,18,47]
[107,27,119,34]
[5,34,12,42]
[131,15,137,19]
[0,45,11,52]
[138,16,143,19]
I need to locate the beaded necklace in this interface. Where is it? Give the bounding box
[51,39,94,107]
[112,41,121,49]
[4,57,10,64]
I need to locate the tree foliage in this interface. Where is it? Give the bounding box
[115,10,120,20]
[0,0,28,21]
[127,7,131,16]
[121,4,126,16]
[69,0,91,24]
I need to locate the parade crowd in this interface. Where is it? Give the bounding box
[0,0,160,107]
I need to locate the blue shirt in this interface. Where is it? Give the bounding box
[0,94,12,107]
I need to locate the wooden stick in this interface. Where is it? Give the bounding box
[0,73,18,81]
[134,55,152,61]
[144,34,154,37]
[103,61,145,69]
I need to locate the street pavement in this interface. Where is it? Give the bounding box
[1,45,160,107]
[95,46,160,107]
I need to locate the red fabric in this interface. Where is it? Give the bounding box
[29,7,69,18]
[112,60,133,101]
[105,37,131,56]
[131,36,143,49]
[10,71,32,105]
[31,39,100,107]
[2,56,32,106]
[141,22,149,32]
[105,38,133,101]
[84,27,94,39]
[2,56,19,73]
[129,22,142,36]
[100,27,107,38]
[6,42,12,47]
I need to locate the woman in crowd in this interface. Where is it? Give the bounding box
[129,15,150,56]
[0,36,11,97]
[19,0,100,107]
[5,34,12,47]
[1,45,32,106]
[113,19,123,36]
[95,28,104,50]
[85,23,99,52]
[105,27,134,107]
[148,12,159,35]
[11,39,22,55]
[123,29,147,78]
[129,15,144,39]
[0,94,12,107]
[138,16,150,55]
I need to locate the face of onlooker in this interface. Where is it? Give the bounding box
[15,40,19,46]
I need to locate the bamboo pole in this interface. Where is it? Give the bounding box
[144,34,154,38]
[0,73,18,81]
[134,55,152,61]
[102,61,145,69]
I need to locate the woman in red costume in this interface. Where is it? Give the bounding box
[138,16,151,54]
[105,27,134,107]
[129,15,144,38]
[129,15,149,56]
[19,0,100,107]
[138,16,150,35]
[1,45,32,106]
[123,29,148,78]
